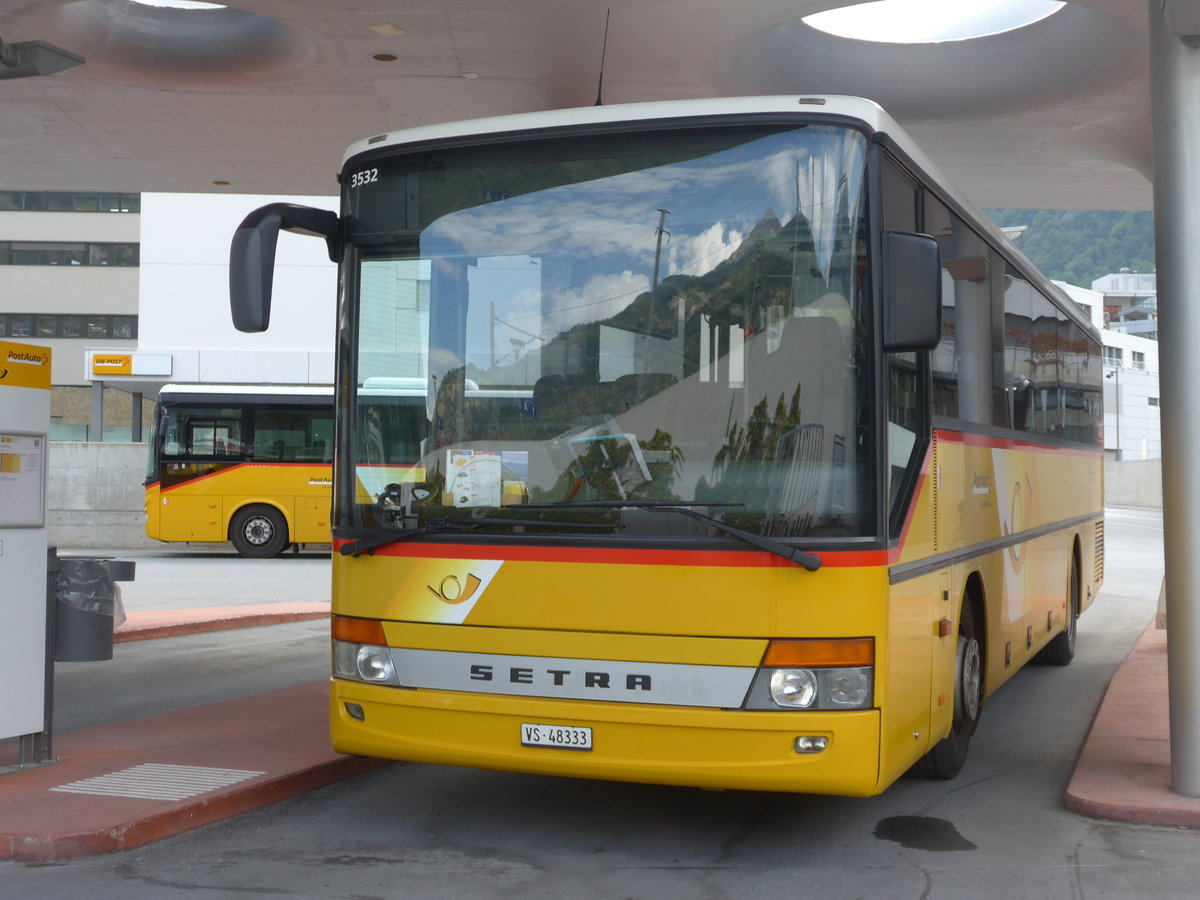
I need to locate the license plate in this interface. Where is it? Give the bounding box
[521,723,593,750]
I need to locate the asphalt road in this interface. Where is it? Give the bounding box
[7,507,1194,899]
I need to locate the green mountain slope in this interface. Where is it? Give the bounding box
[984,209,1155,287]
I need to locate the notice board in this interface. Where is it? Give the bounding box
[0,432,46,527]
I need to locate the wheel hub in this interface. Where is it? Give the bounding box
[956,635,981,724]
[245,518,272,545]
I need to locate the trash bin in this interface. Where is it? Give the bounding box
[53,558,133,662]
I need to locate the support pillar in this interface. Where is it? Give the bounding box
[131,391,143,442]
[1149,1,1200,796]
[89,381,103,443]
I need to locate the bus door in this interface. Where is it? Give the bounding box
[160,411,245,541]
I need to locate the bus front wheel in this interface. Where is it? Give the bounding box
[231,505,289,558]
[913,600,982,780]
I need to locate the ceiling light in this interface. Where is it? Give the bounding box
[372,53,399,62]
[368,24,407,37]
[803,0,1065,44]
[129,1,227,9]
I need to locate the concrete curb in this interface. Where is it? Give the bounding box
[115,603,329,642]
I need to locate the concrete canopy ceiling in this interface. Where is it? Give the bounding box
[0,1,1165,210]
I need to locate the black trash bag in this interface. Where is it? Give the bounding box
[55,558,127,627]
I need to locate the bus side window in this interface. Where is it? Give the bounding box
[187,417,243,457]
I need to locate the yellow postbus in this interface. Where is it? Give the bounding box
[230,96,1104,794]
[144,384,336,557]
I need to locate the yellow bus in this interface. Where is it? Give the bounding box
[144,384,335,557]
[230,96,1104,794]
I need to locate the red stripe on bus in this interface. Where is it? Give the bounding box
[159,462,330,493]
[334,538,889,568]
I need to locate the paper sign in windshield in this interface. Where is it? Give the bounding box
[446,449,528,507]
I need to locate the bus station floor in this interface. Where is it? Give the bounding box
[0,607,1196,861]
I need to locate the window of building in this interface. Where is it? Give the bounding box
[1132,350,1146,370]
[11,242,85,265]
[1150,397,1160,407]
[0,190,140,213]
[1103,346,1123,366]
[0,313,137,339]
[0,241,139,266]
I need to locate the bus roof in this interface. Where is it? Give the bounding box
[157,384,334,399]
[343,95,899,165]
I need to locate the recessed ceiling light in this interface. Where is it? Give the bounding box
[368,24,407,37]
[212,180,231,185]
[129,0,227,9]
[461,71,480,79]
[803,0,1065,44]
[372,53,399,62]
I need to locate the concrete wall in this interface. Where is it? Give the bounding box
[44,443,1168,550]
[46,442,157,550]
[1104,456,1163,509]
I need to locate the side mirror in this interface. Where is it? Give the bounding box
[882,231,942,352]
[229,203,339,333]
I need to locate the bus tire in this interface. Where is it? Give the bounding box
[231,505,289,558]
[1035,551,1079,666]
[913,599,983,780]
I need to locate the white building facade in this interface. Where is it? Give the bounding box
[1057,280,1160,460]
[86,192,339,423]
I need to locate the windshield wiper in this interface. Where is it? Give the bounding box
[522,501,822,571]
[339,516,611,557]
[340,520,465,556]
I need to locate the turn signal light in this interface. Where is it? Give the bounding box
[332,615,387,645]
[762,638,873,667]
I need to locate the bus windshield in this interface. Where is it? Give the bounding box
[340,122,873,541]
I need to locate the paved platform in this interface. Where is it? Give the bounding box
[0,682,389,861]
[1064,624,1200,827]
[1,609,1195,861]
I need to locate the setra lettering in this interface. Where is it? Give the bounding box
[463,660,653,692]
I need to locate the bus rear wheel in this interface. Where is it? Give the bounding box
[231,505,289,558]
[913,600,982,780]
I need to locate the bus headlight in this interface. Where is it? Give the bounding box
[770,669,818,708]
[748,666,873,710]
[823,668,872,708]
[332,639,401,686]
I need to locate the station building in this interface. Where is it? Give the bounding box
[0,189,148,439]
[1,191,338,441]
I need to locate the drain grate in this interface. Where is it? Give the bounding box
[50,763,266,801]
